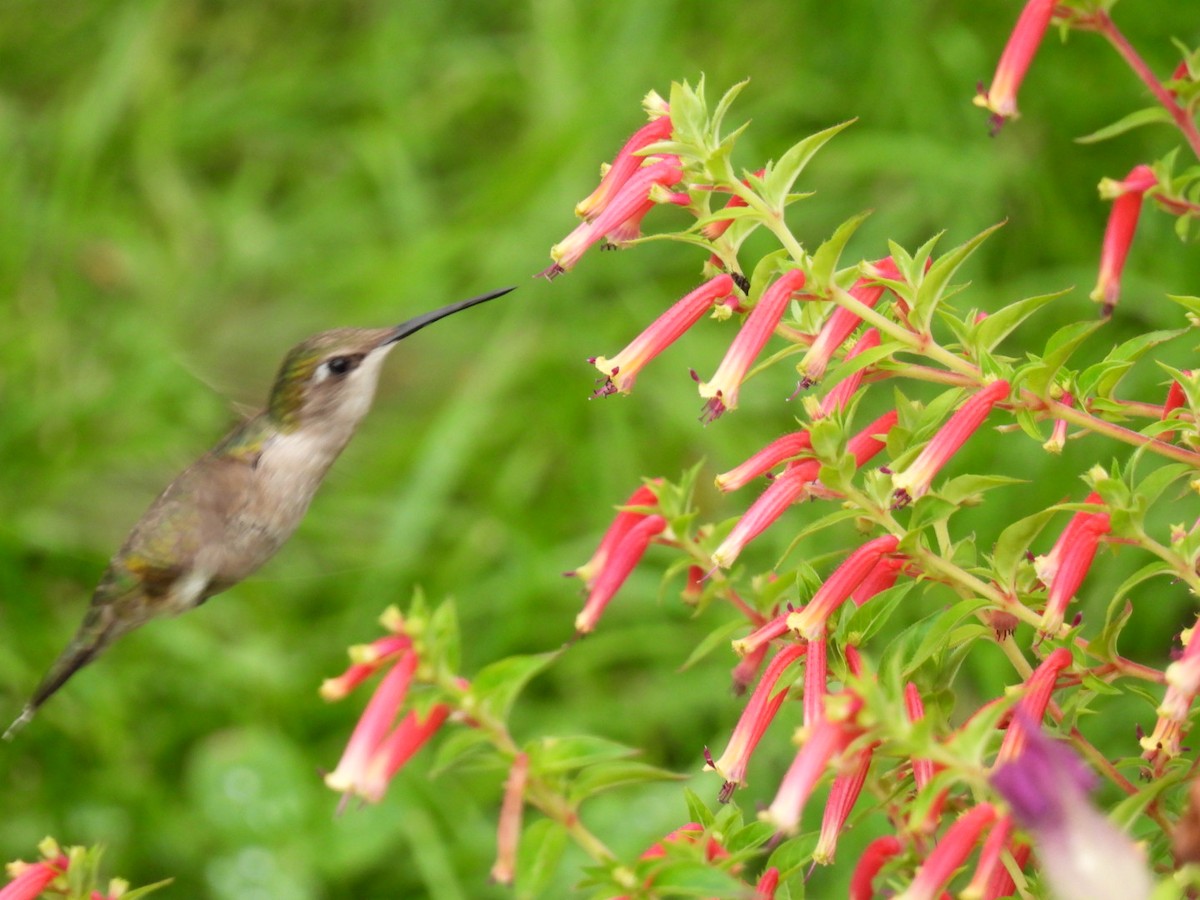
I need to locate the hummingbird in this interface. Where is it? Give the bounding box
[5,286,513,739]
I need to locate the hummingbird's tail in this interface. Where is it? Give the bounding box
[4,607,118,740]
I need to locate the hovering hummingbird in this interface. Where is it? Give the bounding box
[5,287,513,738]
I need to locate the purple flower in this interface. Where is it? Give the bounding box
[991,723,1152,900]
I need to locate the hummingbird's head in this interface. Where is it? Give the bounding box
[266,287,515,433]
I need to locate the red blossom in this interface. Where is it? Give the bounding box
[490,752,529,885]
[995,647,1072,765]
[890,379,1010,507]
[1037,494,1110,636]
[0,855,69,900]
[815,327,882,418]
[1090,164,1158,316]
[973,0,1057,131]
[575,114,674,222]
[787,535,901,640]
[575,513,668,634]
[899,804,997,900]
[715,429,813,493]
[850,835,904,900]
[569,481,660,589]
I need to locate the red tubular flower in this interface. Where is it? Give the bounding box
[1160,372,1190,442]
[733,610,793,659]
[963,814,1014,900]
[698,269,808,422]
[850,836,903,900]
[787,535,901,640]
[731,640,770,695]
[591,275,737,396]
[973,0,1056,130]
[898,804,998,900]
[715,429,813,492]
[575,514,668,634]
[815,327,881,418]
[1090,164,1159,316]
[891,379,1010,508]
[569,481,660,589]
[490,752,529,885]
[814,735,877,864]
[1044,391,1072,454]
[542,156,684,278]
[798,257,900,388]
[754,867,780,900]
[712,410,897,569]
[0,855,69,900]
[851,554,904,607]
[760,691,864,835]
[981,840,1030,900]
[575,114,674,221]
[708,643,806,800]
[803,635,828,728]
[359,703,451,802]
[1143,617,1200,770]
[1038,494,1110,636]
[995,647,1072,765]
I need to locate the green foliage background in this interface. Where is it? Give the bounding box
[1,1,1198,897]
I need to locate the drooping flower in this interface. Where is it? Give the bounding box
[995,646,1072,765]
[714,429,813,493]
[0,848,69,900]
[760,690,864,835]
[356,703,451,803]
[814,733,876,864]
[541,156,685,278]
[707,643,806,801]
[1160,373,1190,442]
[962,814,1014,900]
[1035,495,1110,636]
[851,554,905,606]
[575,114,674,222]
[992,724,1153,900]
[895,804,998,900]
[787,535,901,640]
[797,257,900,388]
[1043,391,1072,454]
[490,752,529,885]
[698,269,808,422]
[754,867,780,900]
[890,379,1010,508]
[569,481,660,589]
[731,639,769,695]
[904,682,948,836]
[320,634,413,701]
[590,275,737,396]
[973,0,1057,131]
[1090,164,1159,316]
[575,514,669,634]
[849,836,903,900]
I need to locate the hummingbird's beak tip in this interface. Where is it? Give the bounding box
[385,285,516,345]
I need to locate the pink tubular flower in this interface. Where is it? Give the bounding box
[591,275,737,396]
[905,681,949,837]
[707,643,806,801]
[798,257,900,388]
[541,156,685,279]
[1037,494,1110,636]
[320,634,412,701]
[760,691,864,835]
[850,836,903,900]
[973,0,1056,130]
[733,610,792,659]
[715,429,813,492]
[814,736,876,864]
[890,379,1010,508]
[731,639,769,695]
[995,647,1072,765]
[993,726,1152,900]
[1142,618,1200,771]
[701,169,765,241]
[815,327,881,418]
[358,703,450,803]
[1090,164,1159,316]
[980,840,1030,900]
[490,752,529,885]
[803,635,828,728]
[712,410,898,569]
[0,855,69,900]
[575,514,668,634]
[787,535,901,640]
[1044,390,1072,454]
[698,269,807,422]
[569,481,660,589]
[897,804,998,900]
[852,554,905,607]
[575,114,674,221]
[754,867,780,900]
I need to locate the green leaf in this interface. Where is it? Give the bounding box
[428,727,494,776]
[648,860,749,896]
[684,787,717,828]
[515,819,569,900]
[902,597,990,677]
[1110,768,1186,829]
[972,289,1069,353]
[937,473,1026,506]
[427,596,461,674]
[527,735,638,774]
[992,507,1059,588]
[760,119,855,211]
[568,759,684,804]
[1016,319,1106,395]
[1076,328,1185,399]
[468,650,561,724]
[710,79,750,138]
[841,581,917,646]
[121,881,175,900]
[809,211,872,291]
[1076,106,1173,144]
[910,222,1004,332]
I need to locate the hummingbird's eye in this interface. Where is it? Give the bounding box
[324,355,359,377]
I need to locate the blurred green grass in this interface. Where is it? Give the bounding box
[1,1,1198,896]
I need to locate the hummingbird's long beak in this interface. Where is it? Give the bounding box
[384,286,516,346]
